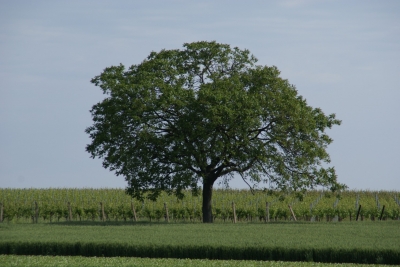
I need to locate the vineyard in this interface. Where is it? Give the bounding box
[0,188,399,223]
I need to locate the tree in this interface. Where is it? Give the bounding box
[86,41,345,223]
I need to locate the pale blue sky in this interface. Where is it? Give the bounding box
[1,0,399,190]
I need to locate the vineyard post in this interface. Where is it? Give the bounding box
[100,202,105,222]
[131,202,137,222]
[164,202,169,222]
[288,205,297,221]
[67,202,72,221]
[34,201,38,223]
[0,202,3,223]
[379,205,385,221]
[265,202,270,222]
[356,205,361,221]
[232,202,237,223]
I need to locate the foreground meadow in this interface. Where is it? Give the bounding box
[1,221,399,264]
[0,255,394,267]
[1,189,399,264]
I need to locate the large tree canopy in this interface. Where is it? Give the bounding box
[86,41,345,222]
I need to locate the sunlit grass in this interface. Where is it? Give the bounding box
[0,255,392,267]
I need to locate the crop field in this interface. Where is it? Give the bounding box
[1,221,399,264]
[1,189,399,265]
[0,189,399,223]
[0,255,394,267]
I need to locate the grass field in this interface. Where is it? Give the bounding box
[2,189,399,265]
[1,221,399,250]
[1,221,399,264]
[0,255,393,267]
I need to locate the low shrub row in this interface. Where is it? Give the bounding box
[0,241,399,265]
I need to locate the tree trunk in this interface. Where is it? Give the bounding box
[202,178,214,223]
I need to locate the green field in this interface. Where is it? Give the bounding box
[1,221,399,250]
[0,255,392,267]
[1,222,399,264]
[1,189,399,223]
[1,189,400,265]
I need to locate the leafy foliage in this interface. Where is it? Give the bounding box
[86,41,344,207]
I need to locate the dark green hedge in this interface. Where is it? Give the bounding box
[0,242,399,265]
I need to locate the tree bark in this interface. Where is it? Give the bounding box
[202,177,214,223]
